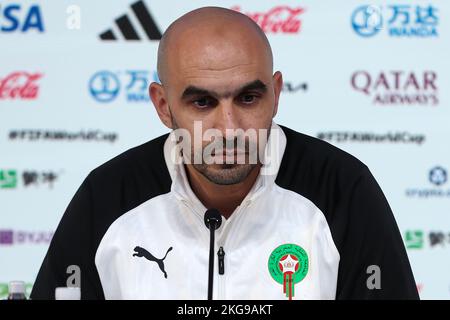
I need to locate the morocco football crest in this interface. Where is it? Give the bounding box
[268,244,309,300]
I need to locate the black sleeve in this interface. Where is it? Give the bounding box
[30,175,105,300]
[30,135,171,300]
[334,167,419,300]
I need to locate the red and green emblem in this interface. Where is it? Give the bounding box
[268,243,309,300]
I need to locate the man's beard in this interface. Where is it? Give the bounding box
[192,155,257,185]
[171,115,270,185]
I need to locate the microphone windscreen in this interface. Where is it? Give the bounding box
[204,208,222,230]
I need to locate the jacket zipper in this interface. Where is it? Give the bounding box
[181,197,253,299]
[217,247,225,275]
[215,199,252,299]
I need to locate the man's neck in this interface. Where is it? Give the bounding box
[184,164,261,219]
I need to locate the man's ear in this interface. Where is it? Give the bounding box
[272,71,283,118]
[149,82,174,129]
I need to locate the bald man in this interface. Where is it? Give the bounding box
[31,7,419,300]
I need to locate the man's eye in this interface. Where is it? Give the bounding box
[238,94,259,105]
[193,97,215,108]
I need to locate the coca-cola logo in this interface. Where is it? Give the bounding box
[0,72,42,100]
[231,6,305,34]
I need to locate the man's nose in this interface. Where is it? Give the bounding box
[213,100,241,137]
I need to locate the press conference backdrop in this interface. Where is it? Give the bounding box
[1,0,449,299]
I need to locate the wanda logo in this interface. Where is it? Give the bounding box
[231,5,305,34]
[0,72,42,99]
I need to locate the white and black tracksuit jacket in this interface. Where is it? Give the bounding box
[31,123,419,300]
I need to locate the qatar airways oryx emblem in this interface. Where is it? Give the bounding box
[268,244,308,300]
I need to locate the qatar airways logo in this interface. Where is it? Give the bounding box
[231,5,305,34]
[0,72,42,100]
[351,71,438,106]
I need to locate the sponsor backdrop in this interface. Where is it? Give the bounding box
[0,0,449,299]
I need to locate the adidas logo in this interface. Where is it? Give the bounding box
[99,1,162,41]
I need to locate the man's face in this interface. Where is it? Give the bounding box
[156,28,282,185]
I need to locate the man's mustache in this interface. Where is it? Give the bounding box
[201,137,257,154]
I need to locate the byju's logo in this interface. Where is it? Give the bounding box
[352,4,438,38]
[0,230,53,246]
[0,3,44,33]
[99,1,161,41]
[406,166,450,198]
[89,70,158,103]
[0,230,14,245]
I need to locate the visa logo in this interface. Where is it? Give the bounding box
[0,4,44,33]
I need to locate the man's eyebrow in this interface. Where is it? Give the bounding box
[181,86,216,100]
[181,79,267,100]
[237,80,267,95]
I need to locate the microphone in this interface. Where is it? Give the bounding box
[204,208,222,300]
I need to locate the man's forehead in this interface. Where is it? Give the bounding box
[175,41,265,70]
[169,50,271,90]
[164,28,271,78]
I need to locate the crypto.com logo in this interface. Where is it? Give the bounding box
[405,166,450,198]
[429,166,447,186]
[167,121,282,176]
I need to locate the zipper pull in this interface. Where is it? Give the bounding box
[217,246,225,275]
